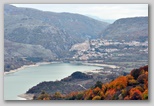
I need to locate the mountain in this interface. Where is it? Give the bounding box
[4,39,55,59]
[69,39,148,63]
[102,17,148,42]
[4,4,109,72]
[86,15,115,23]
[4,4,109,58]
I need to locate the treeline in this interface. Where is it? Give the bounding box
[4,57,52,72]
[26,71,94,95]
[34,65,148,100]
[4,57,33,72]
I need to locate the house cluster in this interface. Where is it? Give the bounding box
[71,39,148,61]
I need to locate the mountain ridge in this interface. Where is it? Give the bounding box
[4,4,109,58]
[102,17,148,42]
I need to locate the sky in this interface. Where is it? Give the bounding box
[11,4,148,21]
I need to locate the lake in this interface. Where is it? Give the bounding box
[4,63,102,100]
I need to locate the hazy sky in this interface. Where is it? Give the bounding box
[12,4,148,20]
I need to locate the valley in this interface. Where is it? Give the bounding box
[4,4,148,100]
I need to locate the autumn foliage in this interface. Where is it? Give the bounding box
[35,65,148,100]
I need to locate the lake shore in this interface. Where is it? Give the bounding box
[12,62,119,100]
[4,62,53,75]
[84,69,102,73]
[79,62,119,69]
[18,94,34,100]
[4,61,119,75]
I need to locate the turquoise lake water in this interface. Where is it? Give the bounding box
[4,63,102,100]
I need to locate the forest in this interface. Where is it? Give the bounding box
[33,65,148,100]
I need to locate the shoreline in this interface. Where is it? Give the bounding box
[82,63,119,74]
[4,64,38,75]
[84,69,102,73]
[80,62,119,69]
[12,61,119,100]
[4,62,53,75]
[18,94,34,100]
[4,61,119,75]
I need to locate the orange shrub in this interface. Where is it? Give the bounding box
[93,87,101,95]
[124,96,130,100]
[142,89,148,99]
[83,89,94,100]
[121,89,128,97]
[126,74,134,80]
[144,80,148,90]
[102,84,107,93]
[105,88,116,100]
[144,71,148,90]
[99,91,105,99]
[129,88,142,100]
[43,97,50,100]
[92,96,101,100]
[108,76,128,90]
[37,93,51,100]
[128,79,139,86]
[135,86,144,92]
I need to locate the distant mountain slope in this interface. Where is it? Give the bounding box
[4,39,55,59]
[103,17,148,42]
[5,4,109,39]
[4,4,109,58]
[4,39,56,72]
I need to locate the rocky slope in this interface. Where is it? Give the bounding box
[4,4,109,72]
[4,39,55,59]
[103,17,148,42]
[4,4,109,58]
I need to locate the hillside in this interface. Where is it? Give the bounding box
[26,69,124,96]
[4,39,55,59]
[4,39,56,72]
[69,39,148,71]
[31,65,148,100]
[4,4,109,58]
[103,17,148,42]
[4,4,109,72]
